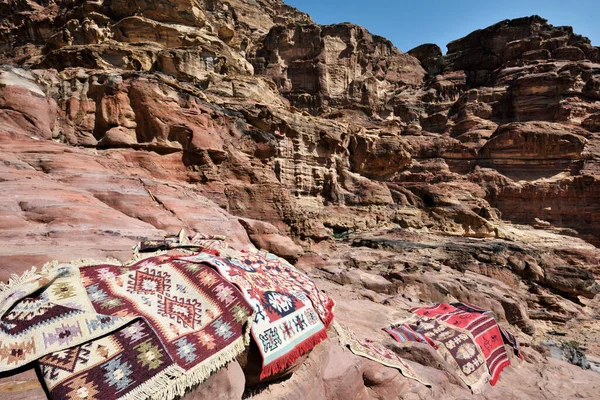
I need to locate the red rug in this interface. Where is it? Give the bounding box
[413,303,511,385]
[177,249,335,379]
[72,254,253,398]
[384,314,490,392]
[451,302,523,360]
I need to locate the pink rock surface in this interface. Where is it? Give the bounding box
[0,2,599,399]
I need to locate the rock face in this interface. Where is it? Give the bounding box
[408,43,443,76]
[251,23,425,114]
[1,2,600,399]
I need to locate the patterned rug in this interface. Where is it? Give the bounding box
[39,319,181,400]
[1,254,254,400]
[413,303,512,386]
[177,249,335,379]
[0,263,130,373]
[333,321,431,387]
[450,302,523,360]
[384,315,490,393]
[382,322,437,348]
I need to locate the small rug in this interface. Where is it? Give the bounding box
[413,303,512,386]
[177,249,335,379]
[450,302,523,359]
[384,314,490,393]
[333,321,431,387]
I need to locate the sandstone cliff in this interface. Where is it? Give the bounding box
[0,1,599,399]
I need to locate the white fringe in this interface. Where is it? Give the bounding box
[332,321,432,388]
[2,254,254,400]
[117,365,186,400]
[118,336,247,400]
[0,266,41,295]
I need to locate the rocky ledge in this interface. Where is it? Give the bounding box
[0,1,599,399]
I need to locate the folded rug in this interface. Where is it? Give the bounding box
[1,254,255,400]
[177,249,335,379]
[412,303,512,386]
[383,322,437,348]
[0,263,130,373]
[333,321,431,387]
[385,314,490,393]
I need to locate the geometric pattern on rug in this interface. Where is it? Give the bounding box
[413,303,512,386]
[385,314,491,393]
[2,254,255,400]
[79,255,254,376]
[450,302,523,360]
[0,264,130,373]
[39,319,178,400]
[333,321,431,387]
[176,250,335,379]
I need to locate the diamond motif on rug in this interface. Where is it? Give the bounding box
[160,297,198,329]
[130,270,169,295]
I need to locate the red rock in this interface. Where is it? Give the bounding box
[479,122,586,161]
[294,253,327,272]
[408,43,443,76]
[251,22,425,114]
[0,4,600,399]
[582,113,600,132]
[238,218,304,259]
[184,361,245,399]
[522,49,551,60]
[0,69,57,139]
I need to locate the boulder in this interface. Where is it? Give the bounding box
[408,43,443,76]
[239,218,304,259]
[0,68,57,139]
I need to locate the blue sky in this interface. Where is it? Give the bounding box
[285,0,598,53]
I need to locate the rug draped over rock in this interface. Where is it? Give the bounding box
[412,303,512,386]
[176,249,335,379]
[333,321,431,387]
[384,314,490,393]
[1,254,254,400]
[384,303,521,392]
[0,264,130,372]
[450,302,523,360]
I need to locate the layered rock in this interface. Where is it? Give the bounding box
[477,121,587,177]
[1,2,600,399]
[251,22,425,115]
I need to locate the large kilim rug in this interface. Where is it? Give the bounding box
[1,254,254,400]
[384,314,490,393]
[177,248,335,379]
[412,303,513,386]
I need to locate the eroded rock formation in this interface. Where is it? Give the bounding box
[0,1,599,399]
